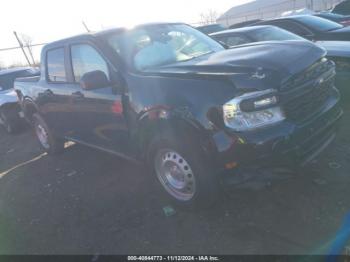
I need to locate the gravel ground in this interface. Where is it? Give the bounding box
[0,97,349,255]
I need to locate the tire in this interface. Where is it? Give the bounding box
[0,109,21,134]
[32,113,65,155]
[148,132,220,209]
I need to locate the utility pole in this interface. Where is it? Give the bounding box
[13,31,31,66]
[22,34,36,65]
[82,21,90,32]
[26,45,36,65]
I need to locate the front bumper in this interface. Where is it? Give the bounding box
[211,87,343,173]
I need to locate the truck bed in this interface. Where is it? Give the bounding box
[15,76,40,82]
[14,76,41,100]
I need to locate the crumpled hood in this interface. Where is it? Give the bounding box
[0,89,18,105]
[316,41,350,58]
[145,40,326,91]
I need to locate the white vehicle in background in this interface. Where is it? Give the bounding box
[0,67,39,133]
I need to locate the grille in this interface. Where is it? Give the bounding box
[280,58,335,122]
[282,58,332,90]
[282,78,333,122]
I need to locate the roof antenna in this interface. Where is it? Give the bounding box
[82,21,90,32]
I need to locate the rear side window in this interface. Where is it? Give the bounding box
[219,35,251,47]
[273,21,311,36]
[71,44,109,82]
[47,48,67,82]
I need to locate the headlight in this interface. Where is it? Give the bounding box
[223,89,285,131]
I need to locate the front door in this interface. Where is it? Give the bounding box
[68,43,130,155]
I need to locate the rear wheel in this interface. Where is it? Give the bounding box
[32,113,64,155]
[149,134,219,209]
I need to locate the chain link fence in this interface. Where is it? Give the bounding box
[0,43,44,69]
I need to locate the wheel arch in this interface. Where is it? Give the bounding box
[136,107,215,163]
[22,98,39,122]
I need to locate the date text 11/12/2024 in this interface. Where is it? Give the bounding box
[127,256,219,261]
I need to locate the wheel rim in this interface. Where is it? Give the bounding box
[35,123,50,149]
[154,149,196,201]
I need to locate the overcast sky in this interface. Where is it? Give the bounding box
[0,0,252,67]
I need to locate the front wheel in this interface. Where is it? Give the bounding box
[149,135,220,209]
[32,113,65,155]
[154,149,197,202]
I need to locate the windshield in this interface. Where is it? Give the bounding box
[248,27,304,42]
[106,24,224,71]
[296,15,343,31]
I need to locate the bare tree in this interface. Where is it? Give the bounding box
[20,34,36,65]
[199,9,219,25]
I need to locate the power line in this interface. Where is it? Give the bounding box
[0,43,46,52]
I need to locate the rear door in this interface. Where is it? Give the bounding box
[67,43,130,154]
[38,47,79,136]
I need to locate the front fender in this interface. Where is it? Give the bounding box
[136,106,216,161]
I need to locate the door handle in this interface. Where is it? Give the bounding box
[71,91,84,100]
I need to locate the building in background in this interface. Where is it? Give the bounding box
[217,0,344,27]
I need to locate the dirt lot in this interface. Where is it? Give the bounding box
[0,99,350,255]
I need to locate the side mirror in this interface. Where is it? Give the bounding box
[80,70,109,90]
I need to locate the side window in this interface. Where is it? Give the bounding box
[47,48,67,82]
[223,35,250,47]
[274,21,311,37]
[71,44,109,82]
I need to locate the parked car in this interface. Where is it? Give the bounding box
[229,19,262,29]
[316,40,350,92]
[15,23,342,207]
[210,25,350,90]
[314,12,350,26]
[196,23,227,34]
[255,15,350,41]
[211,25,304,46]
[0,67,39,133]
[333,0,350,15]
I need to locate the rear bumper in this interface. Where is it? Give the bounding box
[211,87,343,173]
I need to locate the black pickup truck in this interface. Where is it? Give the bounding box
[15,23,342,207]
